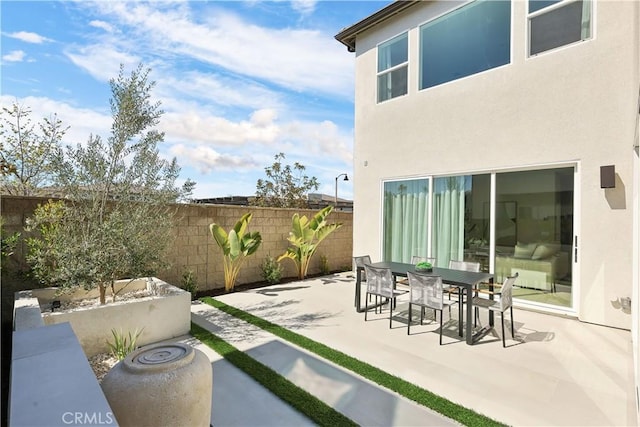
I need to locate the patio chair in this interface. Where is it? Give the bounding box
[444,260,481,300]
[364,264,408,328]
[353,255,372,306]
[353,255,372,278]
[471,273,518,347]
[406,272,458,344]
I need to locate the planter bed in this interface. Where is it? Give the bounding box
[14,277,191,357]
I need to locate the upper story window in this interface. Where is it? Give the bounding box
[528,0,592,56]
[419,0,511,90]
[377,32,408,103]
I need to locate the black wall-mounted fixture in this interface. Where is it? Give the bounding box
[600,165,615,188]
[51,300,61,312]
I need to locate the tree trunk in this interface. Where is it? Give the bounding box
[99,284,106,305]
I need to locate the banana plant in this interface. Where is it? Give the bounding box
[278,206,343,280]
[210,213,262,291]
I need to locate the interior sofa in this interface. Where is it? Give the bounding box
[495,242,569,292]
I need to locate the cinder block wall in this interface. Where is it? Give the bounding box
[1,195,353,293]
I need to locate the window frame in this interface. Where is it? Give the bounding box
[376,31,409,103]
[380,161,579,315]
[417,0,512,91]
[527,0,593,57]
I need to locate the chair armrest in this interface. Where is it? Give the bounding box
[476,281,502,290]
[476,288,502,296]
[476,281,503,296]
[392,289,409,297]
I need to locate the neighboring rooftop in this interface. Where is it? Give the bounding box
[193,193,353,212]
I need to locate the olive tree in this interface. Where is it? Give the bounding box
[251,152,319,208]
[0,103,67,195]
[0,216,20,271]
[26,64,195,304]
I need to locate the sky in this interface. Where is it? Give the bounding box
[0,0,387,200]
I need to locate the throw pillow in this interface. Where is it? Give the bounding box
[532,243,559,260]
[513,242,537,259]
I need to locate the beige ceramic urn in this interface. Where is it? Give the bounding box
[101,342,212,427]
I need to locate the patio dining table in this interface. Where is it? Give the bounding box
[356,261,494,345]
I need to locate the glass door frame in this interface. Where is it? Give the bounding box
[380,161,579,316]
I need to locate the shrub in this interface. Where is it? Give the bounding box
[209,213,262,291]
[107,328,143,361]
[260,255,283,285]
[181,269,198,300]
[278,206,342,279]
[0,216,20,270]
[319,255,330,275]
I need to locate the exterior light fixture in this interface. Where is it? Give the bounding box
[334,173,349,205]
[600,165,615,188]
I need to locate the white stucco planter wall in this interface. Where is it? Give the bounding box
[14,277,191,357]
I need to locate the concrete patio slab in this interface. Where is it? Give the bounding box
[205,272,636,427]
[190,299,458,426]
[168,333,315,427]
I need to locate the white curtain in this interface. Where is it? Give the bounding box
[432,177,465,268]
[384,177,465,266]
[384,184,428,263]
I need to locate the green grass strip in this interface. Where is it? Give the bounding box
[201,296,506,427]
[190,322,357,427]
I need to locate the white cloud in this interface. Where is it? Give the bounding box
[160,108,280,146]
[65,44,139,82]
[159,107,352,179]
[6,31,52,44]
[0,95,111,147]
[170,144,257,173]
[281,119,352,164]
[2,50,26,62]
[82,2,355,98]
[89,20,115,33]
[290,0,317,15]
[155,70,284,111]
[250,109,278,127]
[0,93,351,165]
[2,0,359,199]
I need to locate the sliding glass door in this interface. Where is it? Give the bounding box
[382,166,575,310]
[383,179,430,262]
[431,175,491,269]
[495,167,574,308]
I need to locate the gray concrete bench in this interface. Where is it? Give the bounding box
[10,322,117,426]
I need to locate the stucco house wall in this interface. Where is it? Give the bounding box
[348,0,638,330]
